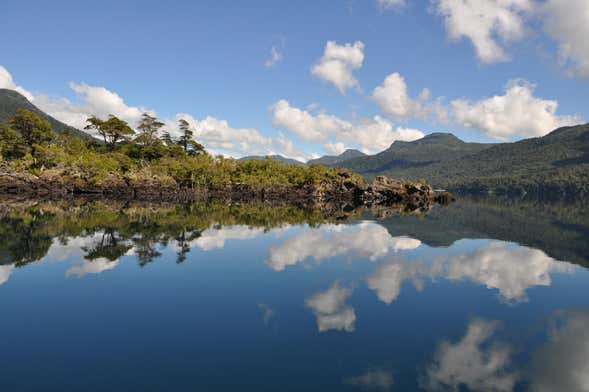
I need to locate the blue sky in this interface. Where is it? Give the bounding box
[0,0,587,160]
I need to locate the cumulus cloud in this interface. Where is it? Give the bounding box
[345,368,394,391]
[371,72,451,126]
[265,45,284,68]
[167,114,274,157]
[432,0,532,63]
[450,79,581,140]
[422,319,518,391]
[542,0,589,78]
[305,282,356,332]
[367,241,575,305]
[372,73,442,121]
[33,82,151,132]
[0,66,34,101]
[271,99,424,154]
[267,222,421,272]
[377,0,406,11]
[311,41,365,93]
[531,310,589,392]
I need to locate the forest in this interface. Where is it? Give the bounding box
[0,108,361,192]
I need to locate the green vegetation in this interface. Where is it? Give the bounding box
[0,88,93,140]
[0,107,361,192]
[323,128,589,198]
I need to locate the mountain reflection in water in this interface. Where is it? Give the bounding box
[0,197,587,391]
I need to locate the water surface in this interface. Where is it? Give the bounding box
[0,198,588,391]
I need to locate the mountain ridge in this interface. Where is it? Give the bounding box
[0,89,93,140]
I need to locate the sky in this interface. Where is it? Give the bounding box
[0,0,588,161]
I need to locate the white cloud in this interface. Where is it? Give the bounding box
[168,114,272,156]
[345,368,394,391]
[305,282,356,332]
[451,79,581,140]
[265,45,284,68]
[367,241,575,305]
[371,73,450,124]
[372,73,420,120]
[267,222,421,272]
[543,0,589,78]
[33,82,151,132]
[377,0,406,11]
[271,99,423,154]
[163,113,308,159]
[311,41,365,93]
[532,311,589,392]
[432,0,532,63]
[423,319,518,391]
[0,66,34,101]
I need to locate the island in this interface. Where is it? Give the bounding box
[0,107,450,210]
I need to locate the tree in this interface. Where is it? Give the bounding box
[177,119,205,155]
[161,131,174,146]
[8,109,55,155]
[135,113,164,146]
[84,115,134,149]
[0,124,23,159]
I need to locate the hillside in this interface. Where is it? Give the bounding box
[336,133,493,174]
[307,149,366,166]
[344,124,589,197]
[0,89,93,140]
[239,155,305,166]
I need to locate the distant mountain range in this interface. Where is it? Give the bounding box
[307,149,366,166]
[238,155,305,166]
[317,126,589,197]
[0,89,93,140]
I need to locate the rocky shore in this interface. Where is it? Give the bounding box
[0,166,452,208]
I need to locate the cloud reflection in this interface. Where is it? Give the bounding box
[267,222,421,271]
[367,242,575,304]
[422,319,517,392]
[344,368,394,391]
[532,310,589,392]
[305,282,356,332]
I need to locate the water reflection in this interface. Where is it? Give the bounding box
[367,242,575,305]
[267,222,421,271]
[345,369,394,391]
[0,198,587,390]
[531,310,589,392]
[305,282,356,332]
[422,319,518,392]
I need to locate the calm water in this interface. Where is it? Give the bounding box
[1,198,588,391]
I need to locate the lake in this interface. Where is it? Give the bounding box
[0,197,588,391]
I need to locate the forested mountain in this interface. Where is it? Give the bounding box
[336,133,493,174]
[239,155,305,166]
[0,89,93,140]
[307,149,366,166]
[324,126,589,197]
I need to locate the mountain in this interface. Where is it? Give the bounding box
[335,125,589,197]
[0,89,93,140]
[307,149,366,166]
[333,133,494,174]
[239,155,305,166]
